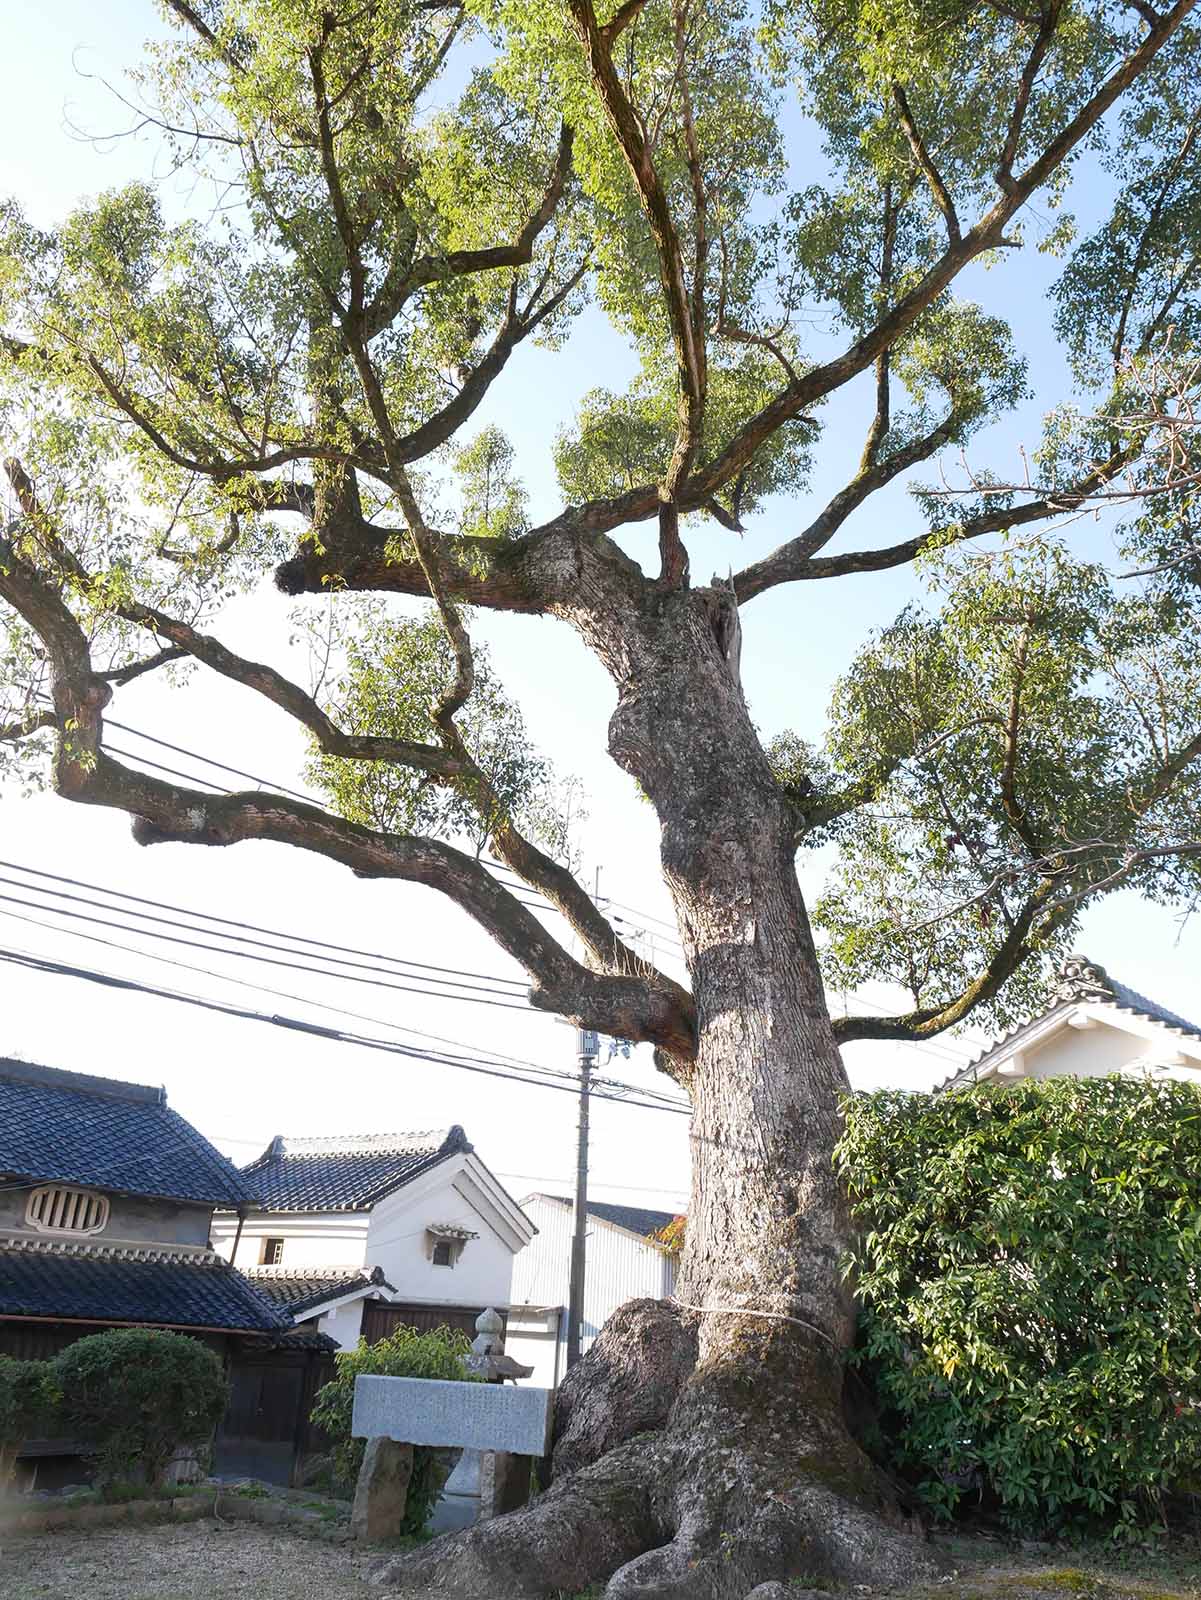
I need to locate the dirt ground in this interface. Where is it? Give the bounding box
[0,1519,392,1600]
[2,1519,1201,1600]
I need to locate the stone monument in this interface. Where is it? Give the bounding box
[350,1308,550,1541]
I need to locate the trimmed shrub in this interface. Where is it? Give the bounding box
[310,1323,478,1534]
[837,1076,1201,1535]
[54,1329,228,1490]
[0,1357,60,1490]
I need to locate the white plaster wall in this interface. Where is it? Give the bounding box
[315,1297,369,1351]
[1013,1018,1201,1083]
[209,1210,369,1268]
[365,1168,517,1308]
[504,1309,562,1389]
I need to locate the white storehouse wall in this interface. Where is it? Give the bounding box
[211,1153,533,1350]
[505,1195,677,1388]
[364,1164,522,1311]
[209,1210,369,1268]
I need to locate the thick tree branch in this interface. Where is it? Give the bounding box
[276,487,654,613]
[0,526,696,1059]
[0,708,55,745]
[276,4,1194,616]
[99,647,189,686]
[832,886,1058,1043]
[740,446,1137,594]
[388,261,589,466]
[689,0,1194,516]
[892,84,961,242]
[995,4,1062,195]
[566,0,706,579]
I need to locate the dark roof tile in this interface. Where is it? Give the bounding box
[0,1059,252,1207]
[0,1244,289,1334]
[240,1127,470,1212]
[246,1265,393,1316]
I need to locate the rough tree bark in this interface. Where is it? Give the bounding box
[380,582,936,1598]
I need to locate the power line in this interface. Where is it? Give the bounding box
[0,907,577,1089]
[81,706,694,976]
[0,944,693,1117]
[0,886,536,1010]
[100,715,558,913]
[26,712,974,1068]
[0,860,528,992]
[496,1173,688,1200]
[0,899,692,1109]
[103,715,320,807]
[0,861,683,1103]
[97,710,690,947]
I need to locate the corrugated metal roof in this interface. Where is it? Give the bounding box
[240,1126,470,1212]
[535,1194,678,1240]
[0,1058,253,1207]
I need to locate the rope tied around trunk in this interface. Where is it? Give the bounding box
[669,1297,839,1349]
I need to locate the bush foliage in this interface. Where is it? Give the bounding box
[54,1329,228,1490]
[0,1356,60,1489]
[837,1076,1201,1534]
[310,1323,477,1535]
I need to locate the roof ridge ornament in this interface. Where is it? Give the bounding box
[1054,956,1114,1003]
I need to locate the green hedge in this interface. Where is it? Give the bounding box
[837,1076,1201,1534]
[54,1329,228,1490]
[310,1324,478,1535]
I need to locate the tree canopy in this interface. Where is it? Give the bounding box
[1,0,1199,1060]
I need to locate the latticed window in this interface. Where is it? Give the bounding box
[25,1185,109,1235]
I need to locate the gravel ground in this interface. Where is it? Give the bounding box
[0,1519,404,1600]
[4,1518,1200,1600]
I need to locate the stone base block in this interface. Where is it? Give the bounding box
[478,1451,532,1522]
[351,1437,414,1542]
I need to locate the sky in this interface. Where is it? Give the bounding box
[0,1,1198,1223]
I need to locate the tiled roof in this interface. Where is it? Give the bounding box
[939,957,1201,1090]
[0,1058,253,1207]
[245,1264,393,1316]
[239,1127,471,1212]
[0,1240,289,1333]
[1106,975,1201,1039]
[538,1194,679,1240]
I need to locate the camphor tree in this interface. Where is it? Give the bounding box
[2,0,1201,1592]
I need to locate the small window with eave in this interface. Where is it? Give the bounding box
[261,1237,285,1265]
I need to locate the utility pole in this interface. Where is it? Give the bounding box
[566,1025,598,1369]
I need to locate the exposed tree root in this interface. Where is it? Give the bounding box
[376,1305,938,1600]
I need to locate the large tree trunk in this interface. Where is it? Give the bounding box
[380,585,936,1598]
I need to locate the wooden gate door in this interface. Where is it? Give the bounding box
[213,1357,307,1485]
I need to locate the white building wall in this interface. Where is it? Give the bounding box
[967,1011,1201,1088]
[314,1297,369,1352]
[1024,1024,1153,1080]
[209,1211,369,1269]
[364,1168,518,1310]
[211,1164,525,1313]
[506,1196,676,1387]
